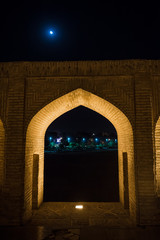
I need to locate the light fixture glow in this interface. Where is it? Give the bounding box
[75,205,83,209]
[57,137,62,143]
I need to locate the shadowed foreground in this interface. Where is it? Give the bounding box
[1,202,160,239]
[1,226,160,240]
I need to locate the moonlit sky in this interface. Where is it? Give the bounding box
[1,1,160,133]
[0,1,160,61]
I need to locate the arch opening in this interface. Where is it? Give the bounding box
[0,119,5,191]
[44,106,119,202]
[155,117,160,197]
[25,88,136,221]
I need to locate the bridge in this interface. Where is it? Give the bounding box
[0,60,160,225]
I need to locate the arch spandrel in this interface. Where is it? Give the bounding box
[26,88,132,137]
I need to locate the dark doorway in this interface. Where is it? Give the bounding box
[44,106,119,202]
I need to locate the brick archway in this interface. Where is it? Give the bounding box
[24,88,136,222]
[0,119,5,191]
[155,117,160,197]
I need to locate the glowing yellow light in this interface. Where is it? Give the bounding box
[75,205,83,209]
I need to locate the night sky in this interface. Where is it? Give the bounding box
[0,1,160,61]
[46,106,116,135]
[1,1,160,133]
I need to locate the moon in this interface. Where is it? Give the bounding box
[49,30,54,35]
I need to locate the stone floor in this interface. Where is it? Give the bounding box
[1,225,160,240]
[30,202,134,228]
[1,202,160,239]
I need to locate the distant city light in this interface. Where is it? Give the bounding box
[75,205,83,209]
[46,132,118,152]
[105,138,111,141]
[57,137,62,143]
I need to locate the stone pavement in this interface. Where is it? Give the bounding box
[30,202,134,228]
[1,225,160,240]
[1,202,160,239]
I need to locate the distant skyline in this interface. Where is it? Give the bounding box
[46,106,116,135]
[0,2,160,61]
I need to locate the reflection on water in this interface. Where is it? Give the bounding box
[44,150,119,202]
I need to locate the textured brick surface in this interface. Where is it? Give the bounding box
[0,120,4,191]
[0,60,160,226]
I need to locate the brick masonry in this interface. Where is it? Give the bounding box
[0,60,160,226]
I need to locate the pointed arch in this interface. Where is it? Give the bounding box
[24,88,136,221]
[155,117,160,196]
[0,119,5,191]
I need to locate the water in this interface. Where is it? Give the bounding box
[44,150,119,202]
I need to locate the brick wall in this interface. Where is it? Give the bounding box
[155,117,160,196]
[0,60,160,225]
[1,77,26,225]
[152,77,160,200]
[0,120,4,191]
